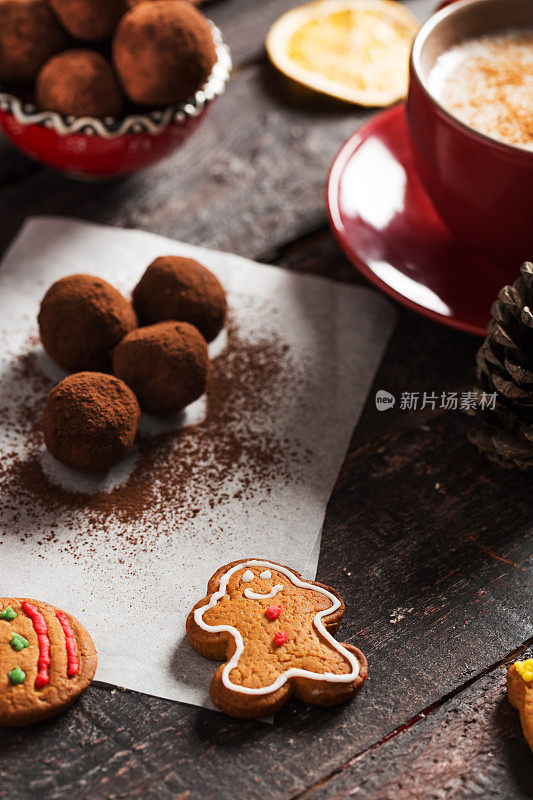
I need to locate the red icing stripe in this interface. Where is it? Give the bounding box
[21,601,51,689]
[55,610,79,677]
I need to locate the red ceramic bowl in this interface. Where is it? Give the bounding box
[406,0,533,266]
[0,24,231,180]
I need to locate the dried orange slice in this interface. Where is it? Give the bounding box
[266,0,420,107]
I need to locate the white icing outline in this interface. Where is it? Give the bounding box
[260,570,272,579]
[244,585,283,600]
[194,560,360,695]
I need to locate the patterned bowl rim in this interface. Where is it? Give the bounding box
[0,22,231,140]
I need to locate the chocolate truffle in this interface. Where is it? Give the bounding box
[113,1,217,106]
[133,256,226,342]
[36,50,124,117]
[112,320,208,415]
[43,372,141,472]
[38,274,138,373]
[49,0,128,41]
[0,0,68,84]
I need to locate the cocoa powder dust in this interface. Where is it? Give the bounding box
[0,301,310,567]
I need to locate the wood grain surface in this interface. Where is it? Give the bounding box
[0,1,531,798]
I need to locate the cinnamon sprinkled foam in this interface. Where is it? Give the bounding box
[428,29,533,151]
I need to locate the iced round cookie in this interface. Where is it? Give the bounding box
[186,559,368,718]
[507,659,533,752]
[0,598,97,727]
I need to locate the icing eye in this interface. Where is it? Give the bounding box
[260,570,271,580]
[241,570,254,583]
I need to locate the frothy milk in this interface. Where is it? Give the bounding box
[428,29,533,150]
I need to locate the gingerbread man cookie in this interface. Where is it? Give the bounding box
[507,658,533,752]
[186,559,368,718]
[0,598,97,727]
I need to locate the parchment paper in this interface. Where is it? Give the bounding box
[0,217,395,710]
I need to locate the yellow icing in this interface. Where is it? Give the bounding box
[514,659,533,683]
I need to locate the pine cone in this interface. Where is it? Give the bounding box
[468,262,533,469]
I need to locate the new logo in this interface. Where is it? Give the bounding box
[375,390,395,411]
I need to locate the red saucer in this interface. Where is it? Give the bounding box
[327,103,513,337]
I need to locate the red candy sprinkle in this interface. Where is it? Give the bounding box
[265,604,281,621]
[274,631,288,647]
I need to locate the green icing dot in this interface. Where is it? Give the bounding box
[0,607,17,621]
[8,667,26,685]
[10,633,29,651]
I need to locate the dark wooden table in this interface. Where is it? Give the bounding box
[0,1,532,798]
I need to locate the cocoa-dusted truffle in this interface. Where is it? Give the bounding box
[113,1,217,106]
[133,256,226,342]
[49,0,128,41]
[36,50,124,118]
[43,372,141,472]
[112,321,208,415]
[0,0,68,84]
[38,274,137,373]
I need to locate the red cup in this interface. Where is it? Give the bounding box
[0,24,231,180]
[406,0,533,266]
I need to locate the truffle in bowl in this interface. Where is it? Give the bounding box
[0,4,231,179]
